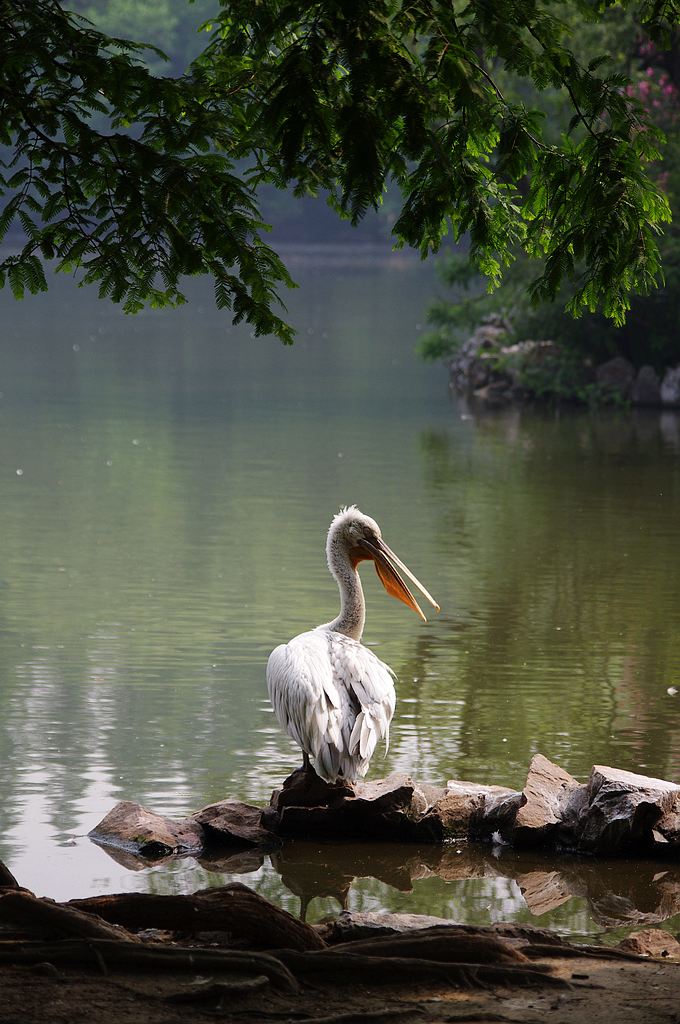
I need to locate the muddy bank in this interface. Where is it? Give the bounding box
[1,865,679,1024]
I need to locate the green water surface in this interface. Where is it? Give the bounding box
[0,246,678,940]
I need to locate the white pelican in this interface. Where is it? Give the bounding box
[267,506,439,783]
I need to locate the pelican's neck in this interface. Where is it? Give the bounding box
[324,545,365,641]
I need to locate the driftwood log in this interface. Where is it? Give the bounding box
[88,753,680,859]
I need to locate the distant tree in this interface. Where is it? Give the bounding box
[1,0,678,343]
[69,0,216,76]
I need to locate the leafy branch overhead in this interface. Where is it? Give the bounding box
[1,0,679,341]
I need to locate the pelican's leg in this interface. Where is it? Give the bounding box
[302,751,311,773]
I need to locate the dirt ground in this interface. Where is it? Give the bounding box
[1,951,679,1024]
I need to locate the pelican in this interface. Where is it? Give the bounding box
[267,506,439,783]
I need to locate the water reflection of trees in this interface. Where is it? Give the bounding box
[392,408,680,788]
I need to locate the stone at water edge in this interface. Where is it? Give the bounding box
[578,765,680,854]
[88,755,680,857]
[89,800,205,858]
[469,789,523,843]
[661,365,680,407]
[193,799,280,848]
[270,771,435,840]
[512,753,588,847]
[441,779,519,841]
[268,765,354,812]
[595,356,635,398]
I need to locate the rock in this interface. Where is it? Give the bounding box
[266,771,453,842]
[578,766,680,854]
[661,365,680,407]
[467,356,492,390]
[595,356,635,398]
[440,780,517,840]
[89,800,205,859]
[89,756,680,862]
[411,781,449,815]
[500,340,561,361]
[617,928,680,958]
[447,317,511,396]
[469,789,523,843]
[193,800,279,848]
[513,754,587,847]
[631,365,662,406]
[472,380,512,405]
[657,799,680,844]
[269,766,354,812]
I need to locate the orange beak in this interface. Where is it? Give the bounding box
[356,536,440,621]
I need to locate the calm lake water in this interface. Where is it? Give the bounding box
[0,245,678,942]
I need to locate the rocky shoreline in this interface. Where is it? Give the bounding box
[448,318,680,408]
[89,753,680,860]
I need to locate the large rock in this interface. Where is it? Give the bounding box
[469,789,523,842]
[266,771,451,842]
[89,800,205,859]
[439,780,517,839]
[631,365,662,406]
[596,356,635,398]
[513,754,587,847]
[194,799,279,848]
[661,365,680,407]
[447,316,511,396]
[578,765,680,854]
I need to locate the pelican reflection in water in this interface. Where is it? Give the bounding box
[267,506,439,782]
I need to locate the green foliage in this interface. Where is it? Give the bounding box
[1,0,679,341]
[0,0,296,341]
[425,11,680,372]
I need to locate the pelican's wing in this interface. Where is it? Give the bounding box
[328,632,396,777]
[267,630,346,781]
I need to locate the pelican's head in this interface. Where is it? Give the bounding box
[327,506,440,621]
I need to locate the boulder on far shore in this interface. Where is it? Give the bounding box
[595,356,635,399]
[631,365,662,406]
[661,365,680,407]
